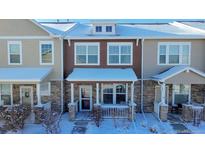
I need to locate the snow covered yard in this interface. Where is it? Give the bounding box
[1,113,205,134]
[184,121,205,134]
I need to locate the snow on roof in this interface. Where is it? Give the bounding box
[64,22,205,39]
[152,65,205,82]
[40,22,76,35]
[0,67,53,82]
[66,68,138,81]
[180,21,205,31]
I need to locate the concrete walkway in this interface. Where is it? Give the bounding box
[168,113,192,134]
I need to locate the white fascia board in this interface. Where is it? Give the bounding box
[64,36,205,40]
[155,67,205,82]
[0,36,55,39]
[66,79,138,82]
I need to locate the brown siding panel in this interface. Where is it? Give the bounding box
[64,39,141,79]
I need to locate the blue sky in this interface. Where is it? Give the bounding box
[36,19,204,23]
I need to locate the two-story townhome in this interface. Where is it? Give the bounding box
[63,21,145,120]
[0,19,74,123]
[137,21,205,120]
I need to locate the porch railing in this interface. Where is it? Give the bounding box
[101,105,129,118]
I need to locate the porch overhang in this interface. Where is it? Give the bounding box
[0,67,53,83]
[152,65,205,84]
[66,68,138,82]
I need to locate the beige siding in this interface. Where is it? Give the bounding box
[0,39,62,80]
[166,71,205,84]
[143,39,205,78]
[0,19,49,36]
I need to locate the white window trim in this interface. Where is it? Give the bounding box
[0,84,13,107]
[157,42,191,65]
[7,41,22,65]
[107,42,133,65]
[39,41,54,65]
[40,82,51,96]
[74,42,100,65]
[101,83,128,105]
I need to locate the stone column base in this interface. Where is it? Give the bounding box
[93,104,101,127]
[182,104,193,122]
[128,103,136,121]
[159,104,168,121]
[68,103,76,121]
[202,105,205,121]
[33,106,44,124]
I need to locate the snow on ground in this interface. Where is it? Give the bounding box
[1,113,205,134]
[184,121,205,134]
[86,113,175,134]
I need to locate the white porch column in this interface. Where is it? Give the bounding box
[71,83,74,103]
[161,83,166,104]
[96,83,99,104]
[36,83,41,105]
[131,82,134,103]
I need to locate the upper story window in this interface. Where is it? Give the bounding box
[106,26,112,32]
[8,41,22,65]
[75,43,100,65]
[107,43,133,65]
[158,42,191,65]
[40,41,54,65]
[95,26,102,32]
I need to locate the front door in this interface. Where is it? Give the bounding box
[20,86,33,108]
[79,86,92,111]
[20,86,34,123]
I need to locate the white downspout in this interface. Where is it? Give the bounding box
[140,38,148,124]
[60,37,64,113]
[141,38,144,113]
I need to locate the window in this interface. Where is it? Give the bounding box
[158,42,191,65]
[95,26,102,32]
[173,84,190,105]
[40,41,54,65]
[40,82,51,96]
[106,26,112,32]
[108,43,132,65]
[75,43,99,65]
[102,84,127,104]
[0,84,12,106]
[8,41,22,65]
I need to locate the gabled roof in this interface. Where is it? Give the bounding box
[0,67,53,82]
[152,65,205,82]
[63,22,205,39]
[40,22,76,36]
[66,68,138,81]
[29,20,56,36]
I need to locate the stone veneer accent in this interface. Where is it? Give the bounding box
[159,104,168,121]
[142,80,157,112]
[191,84,205,104]
[50,81,62,112]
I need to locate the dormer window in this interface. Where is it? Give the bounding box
[96,26,102,32]
[106,26,112,32]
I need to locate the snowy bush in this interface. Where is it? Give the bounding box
[0,104,30,132]
[38,110,61,134]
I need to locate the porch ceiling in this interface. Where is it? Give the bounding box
[152,65,205,84]
[0,67,53,83]
[66,68,138,82]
